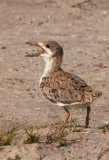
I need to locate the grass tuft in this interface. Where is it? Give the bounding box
[101,124,109,134]
[45,127,67,145]
[7,154,21,160]
[24,125,40,144]
[0,121,17,146]
[97,148,109,160]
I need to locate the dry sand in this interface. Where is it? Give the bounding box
[0,0,109,159]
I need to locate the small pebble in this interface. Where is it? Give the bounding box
[1,46,6,49]
[77,63,82,66]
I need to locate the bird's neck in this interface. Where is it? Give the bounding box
[41,56,62,79]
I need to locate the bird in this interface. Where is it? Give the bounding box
[26,40,102,128]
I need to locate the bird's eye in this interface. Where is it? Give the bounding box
[45,44,50,48]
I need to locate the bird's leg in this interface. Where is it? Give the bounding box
[85,106,91,128]
[62,109,70,125]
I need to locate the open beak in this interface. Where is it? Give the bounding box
[25,41,45,57]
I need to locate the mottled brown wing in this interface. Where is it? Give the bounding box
[40,72,98,104]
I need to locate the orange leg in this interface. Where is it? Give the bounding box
[85,106,91,128]
[63,109,70,125]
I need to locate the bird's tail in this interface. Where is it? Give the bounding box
[92,90,102,100]
[97,91,102,97]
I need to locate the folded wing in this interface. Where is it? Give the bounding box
[40,71,102,105]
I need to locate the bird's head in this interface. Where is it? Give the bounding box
[26,41,64,62]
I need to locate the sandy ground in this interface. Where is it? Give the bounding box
[0,0,109,159]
